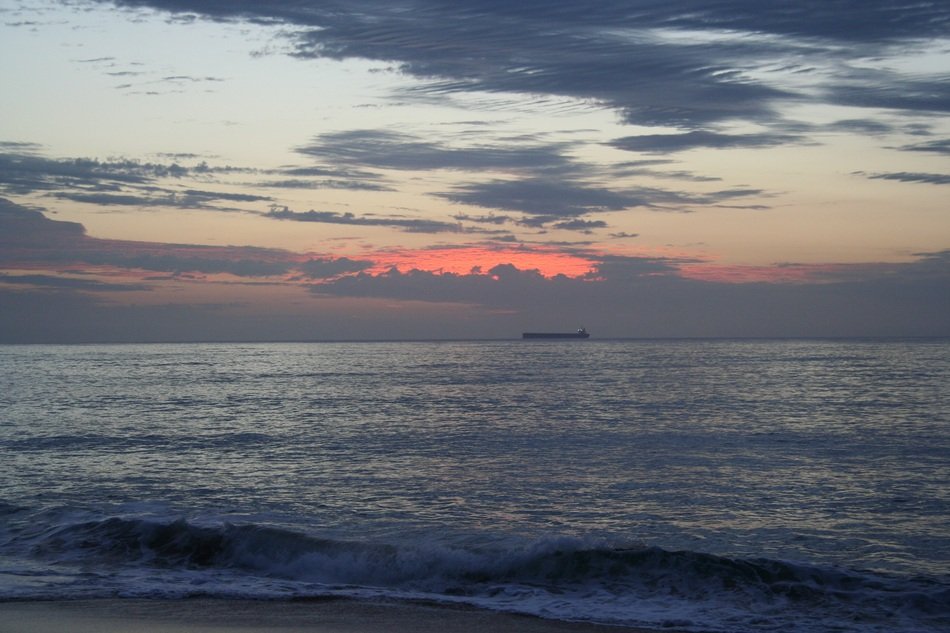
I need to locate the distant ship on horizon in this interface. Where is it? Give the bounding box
[522,328,590,339]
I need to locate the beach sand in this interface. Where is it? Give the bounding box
[0,598,673,633]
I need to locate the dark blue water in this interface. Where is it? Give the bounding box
[1,339,948,631]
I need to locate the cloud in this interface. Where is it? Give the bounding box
[0,286,302,344]
[104,1,950,44]
[6,2,950,340]
[294,129,765,222]
[51,188,272,209]
[550,219,608,232]
[312,253,685,307]
[264,206,464,234]
[79,250,293,277]
[452,213,513,226]
[827,75,950,116]
[0,273,148,292]
[312,264,571,309]
[96,1,950,136]
[0,197,86,245]
[279,165,383,179]
[440,177,764,221]
[52,192,161,206]
[825,119,895,135]
[296,129,572,173]
[591,254,692,279]
[898,139,950,156]
[2,195,947,340]
[0,151,187,195]
[608,131,802,154]
[259,178,392,192]
[74,56,116,64]
[298,256,375,279]
[265,164,393,192]
[861,172,950,186]
[59,187,262,205]
[0,148,250,202]
[439,179,650,219]
[0,197,294,277]
[160,75,225,84]
[0,147,278,214]
[289,7,790,129]
[1,151,398,201]
[0,141,43,152]
[309,250,950,337]
[103,66,229,96]
[906,250,950,279]
[611,160,723,183]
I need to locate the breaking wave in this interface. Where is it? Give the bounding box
[5,515,948,632]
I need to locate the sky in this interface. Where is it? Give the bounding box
[1,0,948,342]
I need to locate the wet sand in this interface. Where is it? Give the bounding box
[0,598,674,633]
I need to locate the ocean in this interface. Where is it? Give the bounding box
[1,339,948,632]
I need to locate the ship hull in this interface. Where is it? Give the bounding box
[522,332,590,339]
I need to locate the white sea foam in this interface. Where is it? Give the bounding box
[1,512,947,632]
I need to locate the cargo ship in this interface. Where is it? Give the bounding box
[522,328,590,339]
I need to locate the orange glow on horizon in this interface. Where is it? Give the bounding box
[365,246,596,278]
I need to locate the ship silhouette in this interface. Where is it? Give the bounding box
[522,328,590,339]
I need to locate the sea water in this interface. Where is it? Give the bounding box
[1,339,948,632]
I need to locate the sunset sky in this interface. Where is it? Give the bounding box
[1,0,948,341]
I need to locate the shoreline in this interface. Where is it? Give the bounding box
[0,597,677,633]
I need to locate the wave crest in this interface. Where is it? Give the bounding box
[19,516,950,631]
